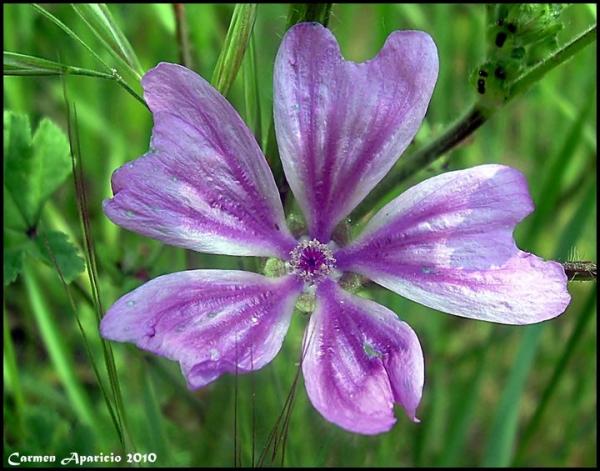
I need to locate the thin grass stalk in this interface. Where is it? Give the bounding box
[63,83,135,451]
[39,232,126,448]
[23,265,97,427]
[514,286,597,464]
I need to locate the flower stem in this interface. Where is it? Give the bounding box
[508,24,596,99]
[352,23,597,222]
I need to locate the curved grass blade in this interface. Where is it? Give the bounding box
[4,52,147,108]
[63,81,136,451]
[39,231,126,448]
[514,285,596,465]
[71,3,143,79]
[29,4,146,108]
[4,51,109,78]
[31,3,113,72]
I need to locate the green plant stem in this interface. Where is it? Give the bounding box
[173,3,193,68]
[352,105,487,219]
[62,85,135,451]
[351,23,597,222]
[508,24,597,98]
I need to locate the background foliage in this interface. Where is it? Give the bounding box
[3,3,596,467]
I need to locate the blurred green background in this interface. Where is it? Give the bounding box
[3,3,596,467]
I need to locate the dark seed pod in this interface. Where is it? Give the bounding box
[477,78,486,94]
[494,66,506,80]
[495,32,507,48]
[479,69,489,77]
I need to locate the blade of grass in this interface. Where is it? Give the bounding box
[71,3,143,79]
[555,179,597,265]
[30,4,146,108]
[481,324,543,466]
[480,76,595,465]
[4,51,110,78]
[4,51,147,108]
[514,285,596,465]
[39,231,126,449]
[436,335,491,466]
[32,4,113,72]
[141,361,171,464]
[63,81,135,451]
[211,4,257,97]
[23,264,96,427]
[524,90,595,241]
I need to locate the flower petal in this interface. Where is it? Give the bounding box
[274,23,438,241]
[101,270,302,389]
[302,279,424,434]
[336,165,571,324]
[104,62,296,258]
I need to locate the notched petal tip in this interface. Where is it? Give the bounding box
[274,22,440,241]
[338,164,571,325]
[105,59,295,257]
[101,270,302,389]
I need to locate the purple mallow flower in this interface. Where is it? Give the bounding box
[100,23,571,434]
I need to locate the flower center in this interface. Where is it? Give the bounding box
[289,239,336,284]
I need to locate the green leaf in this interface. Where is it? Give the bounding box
[4,248,25,286]
[32,231,85,283]
[4,111,71,227]
[71,4,143,78]
[211,4,257,96]
[4,225,31,286]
